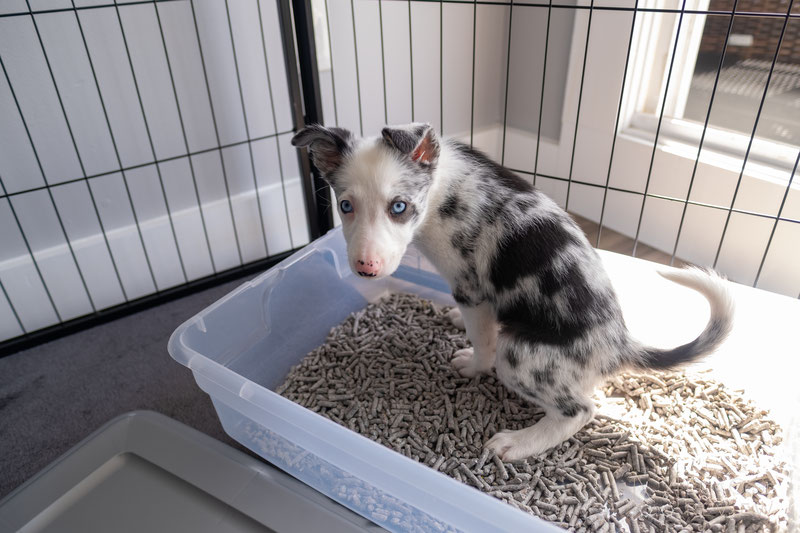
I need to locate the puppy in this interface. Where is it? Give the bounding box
[292,123,734,461]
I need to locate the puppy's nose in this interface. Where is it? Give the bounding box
[356,258,381,278]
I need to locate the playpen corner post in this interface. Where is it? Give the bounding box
[279,0,334,240]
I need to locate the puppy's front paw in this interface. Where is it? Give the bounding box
[451,348,488,378]
[446,308,465,330]
[486,429,541,462]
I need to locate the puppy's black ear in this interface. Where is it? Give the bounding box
[291,125,354,183]
[381,123,439,167]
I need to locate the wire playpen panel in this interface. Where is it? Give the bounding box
[1,0,799,355]
[0,0,314,352]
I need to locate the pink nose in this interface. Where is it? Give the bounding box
[356,259,381,278]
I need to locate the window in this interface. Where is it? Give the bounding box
[624,0,800,175]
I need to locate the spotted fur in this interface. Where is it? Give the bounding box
[292,123,735,461]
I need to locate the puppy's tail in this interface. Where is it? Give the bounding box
[628,267,735,370]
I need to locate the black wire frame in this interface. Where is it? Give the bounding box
[0,0,330,357]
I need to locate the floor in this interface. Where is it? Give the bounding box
[571,214,688,267]
[0,214,678,502]
[0,273,255,500]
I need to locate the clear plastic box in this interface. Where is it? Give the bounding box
[168,227,558,532]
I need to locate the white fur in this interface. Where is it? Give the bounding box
[659,267,735,332]
[337,141,423,278]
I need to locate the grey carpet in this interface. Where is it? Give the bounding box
[0,274,256,500]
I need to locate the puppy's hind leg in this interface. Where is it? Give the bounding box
[489,350,595,461]
[451,302,497,377]
[487,401,594,462]
[487,396,594,461]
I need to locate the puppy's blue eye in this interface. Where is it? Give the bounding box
[391,201,407,215]
[340,200,353,213]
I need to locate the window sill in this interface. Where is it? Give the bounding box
[626,113,798,186]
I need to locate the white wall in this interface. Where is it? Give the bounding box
[317,0,516,142]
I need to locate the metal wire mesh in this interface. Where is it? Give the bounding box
[1,0,799,355]
[0,0,315,353]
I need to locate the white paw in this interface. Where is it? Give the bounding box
[451,348,487,378]
[446,307,465,330]
[486,429,546,462]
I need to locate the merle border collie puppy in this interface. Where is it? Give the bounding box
[292,123,734,461]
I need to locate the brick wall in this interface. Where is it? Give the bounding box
[697,0,800,64]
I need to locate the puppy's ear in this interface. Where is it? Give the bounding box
[291,125,354,183]
[381,123,439,167]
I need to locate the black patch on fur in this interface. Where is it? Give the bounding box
[291,125,353,182]
[448,140,485,166]
[451,225,482,258]
[554,395,587,418]
[505,345,521,369]
[449,141,533,193]
[439,193,463,219]
[514,196,538,211]
[457,267,479,292]
[451,267,482,307]
[382,124,429,153]
[532,367,555,387]
[398,170,434,193]
[382,124,440,169]
[479,189,507,225]
[497,296,590,348]
[495,167,533,193]
[490,217,578,292]
[642,318,727,369]
[565,283,618,328]
[539,261,583,297]
[452,286,476,306]
[599,359,621,376]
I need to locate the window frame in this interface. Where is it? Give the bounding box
[618,0,799,180]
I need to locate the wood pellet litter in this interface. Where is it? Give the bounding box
[275,293,791,532]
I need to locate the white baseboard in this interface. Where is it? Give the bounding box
[0,178,308,341]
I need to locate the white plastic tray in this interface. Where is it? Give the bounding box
[0,411,383,533]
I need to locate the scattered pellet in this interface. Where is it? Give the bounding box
[475,448,491,471]
[275,293,790,532]
[459,464,483,489]
[493,454,509,481]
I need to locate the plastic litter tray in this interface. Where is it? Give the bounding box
[168,226,800,532]
[0,411,382,533]
[168,227,560,532]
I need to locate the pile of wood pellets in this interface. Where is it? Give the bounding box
[275,293,790,532]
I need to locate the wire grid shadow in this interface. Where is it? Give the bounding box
[315,0,800,297]
[0,0,312,349]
